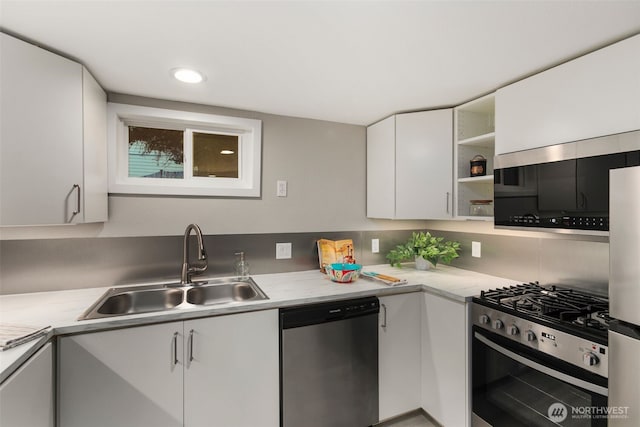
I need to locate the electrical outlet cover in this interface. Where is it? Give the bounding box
[371,238,379,253]
[472,241,481,258]
[276,242,292,259]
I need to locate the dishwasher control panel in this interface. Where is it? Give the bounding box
[280,297,380,329]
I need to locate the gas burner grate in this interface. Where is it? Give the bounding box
[478,282,609,333]
[572,315,609,331]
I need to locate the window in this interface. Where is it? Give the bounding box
[128,127,184,179]
[192,131,239,178]
[107,103,261,197]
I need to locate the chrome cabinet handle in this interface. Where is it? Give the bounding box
[188,329,195,363]
[72,184,81,215]
[381,304,387,329]
[446,192,450,214]
[172,332,179,366]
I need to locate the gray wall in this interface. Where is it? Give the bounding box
[0,95,609,296]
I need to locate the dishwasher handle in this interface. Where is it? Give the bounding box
[281,296,379,329]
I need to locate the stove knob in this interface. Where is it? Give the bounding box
[479,315,490,325]
[525,330,536,342]
[583,352,599,367]
[492,319,504,330]
[507,325,519,336]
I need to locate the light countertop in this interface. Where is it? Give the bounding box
[0,264,517,383]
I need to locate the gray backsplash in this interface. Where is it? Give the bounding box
[0,229,609,295]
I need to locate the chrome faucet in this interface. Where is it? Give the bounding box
[181,224,208,284]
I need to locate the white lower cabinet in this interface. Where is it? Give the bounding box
[421,292,470,427]
[59,309,279,427]
[59,321,184,427]
[0,342,54,427]
[378,293,422,421]
[184,311,279,427]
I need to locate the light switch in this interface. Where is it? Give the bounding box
[472,241,481,258]
[277,180,287,197]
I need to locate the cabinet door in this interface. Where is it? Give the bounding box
[379,293,421,421]
[367,116,396,219]
[421,292,469,427]
[184,309,279,427]
[0,32,83,225]
[0,343,54,427]
[59,322,184,427]
[396,110,453,219]
[80,67,108,223]
[496,35,640,155]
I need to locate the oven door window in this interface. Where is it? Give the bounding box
[473,329,607,426]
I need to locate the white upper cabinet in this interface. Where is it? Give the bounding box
[0,32,107,226]
[367,115,396,219]
[496,34,640,155]
[367,109,453,219]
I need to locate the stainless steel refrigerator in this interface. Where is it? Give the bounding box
[609,165,640,426]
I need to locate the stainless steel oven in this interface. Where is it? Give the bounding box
[472,285,609,426]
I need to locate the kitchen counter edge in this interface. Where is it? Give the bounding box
[0,264,518,382]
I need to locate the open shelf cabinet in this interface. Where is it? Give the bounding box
[454,93,495,219]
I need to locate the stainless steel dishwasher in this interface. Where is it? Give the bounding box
[280,296,379,427]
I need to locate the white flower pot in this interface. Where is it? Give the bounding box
[415,255,432,271]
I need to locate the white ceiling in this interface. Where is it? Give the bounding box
[1,1,639,126]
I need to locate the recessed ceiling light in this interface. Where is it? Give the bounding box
[171,68,205,84]
[220,149,235,155]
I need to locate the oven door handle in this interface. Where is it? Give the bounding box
[474,332,608,396]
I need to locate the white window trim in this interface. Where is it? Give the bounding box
[107,103,262,197]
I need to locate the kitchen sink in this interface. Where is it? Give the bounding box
[78,277,268,320]
[186,280,267,305]
[97,287,184,316]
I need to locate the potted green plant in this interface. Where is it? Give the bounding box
[386,231,461,270]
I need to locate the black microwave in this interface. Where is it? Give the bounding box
[494,130,640,234]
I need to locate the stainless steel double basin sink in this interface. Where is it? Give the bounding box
[79,277,268,320]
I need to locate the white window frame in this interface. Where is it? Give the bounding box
[107,103,262,197]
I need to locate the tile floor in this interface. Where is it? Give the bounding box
[377,411,440,427]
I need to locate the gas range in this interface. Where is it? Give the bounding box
[472,282,609,378]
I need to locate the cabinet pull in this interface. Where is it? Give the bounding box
[188,329,195,363]
[446,192,450,214]
[381,303,387,329]
[172,332,179,366]
[72,184,81,215]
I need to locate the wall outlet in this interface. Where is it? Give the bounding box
[371,238,380,253]
[472,241,481,258]
[276,242,292,259]
[277,180,287,197]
